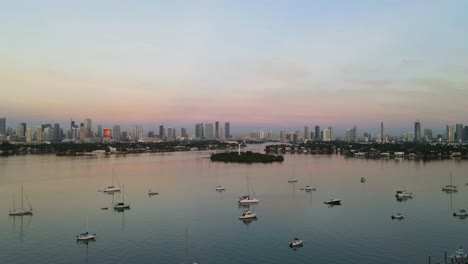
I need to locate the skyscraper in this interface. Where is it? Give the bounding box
[323,128,331,141]
[204,123,214,140]
[224,122,230,139]
[446,125,455,141]
[159,125,165,140]
[84,118,92,137]
[267,131,273,140]
[167,128,173,139]
[424,129,433,141]
[36,126,42,142]
[195,123,204,139]
[25,128,32,142]
[258,130,265,140]
[463,127,468,141]
[98,124,103,138]
[16,123,26,137]
[414,121,421,142]
[456,124,464,142]
[346,126,357,142]
[219,127,224,139]
[381,122,386,143]
[0,118,5,134]
[280,131,286,143]
[304,126,309,140]
[215,121,219,139]
[53,123,60,141]
[181,128,187,138]
[112,125,121,142]
[315,126,320,140]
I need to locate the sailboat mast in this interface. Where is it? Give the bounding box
[122,185,125,203]
[86,217,89,233]
[13,193,15,210]
[21,185,24,211]
[246,175,250,196]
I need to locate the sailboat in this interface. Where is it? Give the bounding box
[238,175,259,204]
[442,171,458,193]
[288,169,298,183]
[103,169,120,193]
[76,217,96,241]
[9,185,33,216]
[114,185,130,210]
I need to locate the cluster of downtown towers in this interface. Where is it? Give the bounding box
[0,117,468,143]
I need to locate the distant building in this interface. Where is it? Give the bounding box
[0,117,5,134]
[112,125,121,142]
[215,121,219,139]
[456,124,464,142]
[35,126,42,142]
[446,125,455,142]
[280,131,286,143]
[328,126,334,141]
[304,126,309,140]
[345,126,357,142]
[159,125,165,140]
[181,128,187,138]
[250,131,258,140]
[131,125,144,140]
[463,127,468,141]
[84,118,92,137]
[407,132,414,142]
[258,130,265,140]
[414,121,421,142]
[424,129,433,141]
[25,128,32,142]
[267,131,273,140]
[310,132,315,139]
[219,127,224,139]
[16,123,25,137]
[167,128,173,139]
[381,122,386,143]
[195,123,204,139]
[97,125,103,138]
[53,123,60,141]
[315,126,320,140]
[204,123,214,140]
[323,128,331,141]
[224,122,230,139]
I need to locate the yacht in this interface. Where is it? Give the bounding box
[324,199,342,205]
[450,246,468,263]
[9,185,33,216]
[391,213,404,220]
[453,210,468,218]
[238,210,257,220]
[238,195,259,204]
[76,218,96,241]
[395,190,413,199]
[289,238,304,248]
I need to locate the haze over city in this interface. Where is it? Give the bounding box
[1,1,468,134]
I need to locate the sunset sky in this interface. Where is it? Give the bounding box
[1,1,468,135]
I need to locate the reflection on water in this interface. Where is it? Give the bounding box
[1,148,468,263]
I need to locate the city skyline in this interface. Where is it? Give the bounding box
[1,1,468,129]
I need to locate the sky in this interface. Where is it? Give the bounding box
[1,1,468,136]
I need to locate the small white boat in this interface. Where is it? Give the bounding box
[395,190,413,198]
[289,238,304,248]
[453,210,468,218]
[450,246,468,263]
[114,185,130,210]
[215,185,226,191]
[361,177,366,183]
[391,213,404,220]
[288,178,298,183]
[324,199,342,205]
[238,210,257,219]
[238,195,259,204]
[76,218,96,241]
[304,185,316,192]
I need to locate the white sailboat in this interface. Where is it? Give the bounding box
[9,185,33,216]
[215,169,226,192]
[442,171,458,193]
[103,169,120,193]
[288,169,298,183]
[114,185,130,210]
[238,175,259,204]
[76,217,96,241]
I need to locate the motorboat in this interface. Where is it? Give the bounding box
[391,213,404,220]
[289,238,304,248]
[238,195,259,204]
[450,246,468,263]
[288,178,298,183]
[9,185,33,216]
[453,210,468,218]
[148,190,159,196]
[324,199,342,205]
[304,185,316,192]
[361,177,366,183]
[238,210,257,220]
[215,186,226,191]
[395,190,413,199]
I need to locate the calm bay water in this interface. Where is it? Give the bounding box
[1,144,468,263]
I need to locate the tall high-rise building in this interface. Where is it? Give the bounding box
[446,125,455,141]
[219,127,224,139]
[224,122,230,139]
[250,131,258,140]
[323,128,331,141]
[16,123,26,137]
[159,125,165,139]
[414,121,421,142]
[304,126,309,140]
[310,132,315,139]
[215,121,219,139]
[167,128,173,139]
[381,122,386,143]
[97,125,103,138]
[0,118,5,134]
[53,123,60,141]
[407,132,414,142]
[113,125,121,142]
[131,125,144,140]
[181,128,187,138]
[36,126,42,142]
[195,123,204,139]
[456,124,464,142]
[280,131,286,143]
[267,131,273,140]
[259,130,265,140]
[84,118,92,137]
[346,126,357,142]
[315,126,320,140]
[25,128,32,142]
[329,126,334,141]
[424,129,433,141]
[204,123,214,140]
[463,126,468,141]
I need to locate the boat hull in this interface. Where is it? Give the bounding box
[9,210,33,216]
